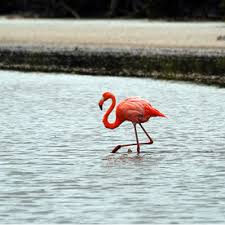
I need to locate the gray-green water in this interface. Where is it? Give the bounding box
[0,70,225,223]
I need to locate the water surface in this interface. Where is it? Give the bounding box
[0,70,225,223]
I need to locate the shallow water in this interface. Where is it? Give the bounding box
[0,70,225,223]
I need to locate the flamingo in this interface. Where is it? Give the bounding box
[98,92,166,154]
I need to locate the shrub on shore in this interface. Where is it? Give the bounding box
[0,0,224,20]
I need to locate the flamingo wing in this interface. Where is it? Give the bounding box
[125,97,165,118]
[116,97,152,123]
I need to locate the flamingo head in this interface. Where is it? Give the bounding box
[98,92,113,110]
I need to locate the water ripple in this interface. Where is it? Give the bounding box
[0,70,225,223]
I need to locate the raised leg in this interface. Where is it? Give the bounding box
[111,123,153,154]
[111,123,140,153]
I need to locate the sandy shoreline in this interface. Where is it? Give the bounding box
[0,19,225,49]
[0,19,225,86]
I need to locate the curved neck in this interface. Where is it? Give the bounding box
[103,94,121,129]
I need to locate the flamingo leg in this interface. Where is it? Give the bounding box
[139,123,153,144]
[111,123,140,154]
[111,123,153,154]
[134,123,140,154]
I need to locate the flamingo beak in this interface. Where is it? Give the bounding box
[98,98,104,110]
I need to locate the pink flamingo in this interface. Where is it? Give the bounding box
[98,92,166,154]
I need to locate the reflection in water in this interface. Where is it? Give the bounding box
[0,70,225,223]
[103,152,146,162]
[102,152,165,171]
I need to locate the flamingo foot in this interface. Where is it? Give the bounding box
[137,147,140,155]
[111,145,121,153]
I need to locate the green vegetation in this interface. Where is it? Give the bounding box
[0,46,224,86]
[0,0,224,20]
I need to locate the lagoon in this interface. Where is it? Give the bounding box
[0,70,225,223]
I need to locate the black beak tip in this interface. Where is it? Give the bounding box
[99,105,103,110]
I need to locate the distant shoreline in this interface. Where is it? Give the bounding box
[0,44,225,87]
[0,20,224,86]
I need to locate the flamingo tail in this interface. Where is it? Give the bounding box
[148,107,167,118]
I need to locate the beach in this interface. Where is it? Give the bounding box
[0,19,225,86]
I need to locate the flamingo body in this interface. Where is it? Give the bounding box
[116,97,165,124]
[98,92,166,154]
